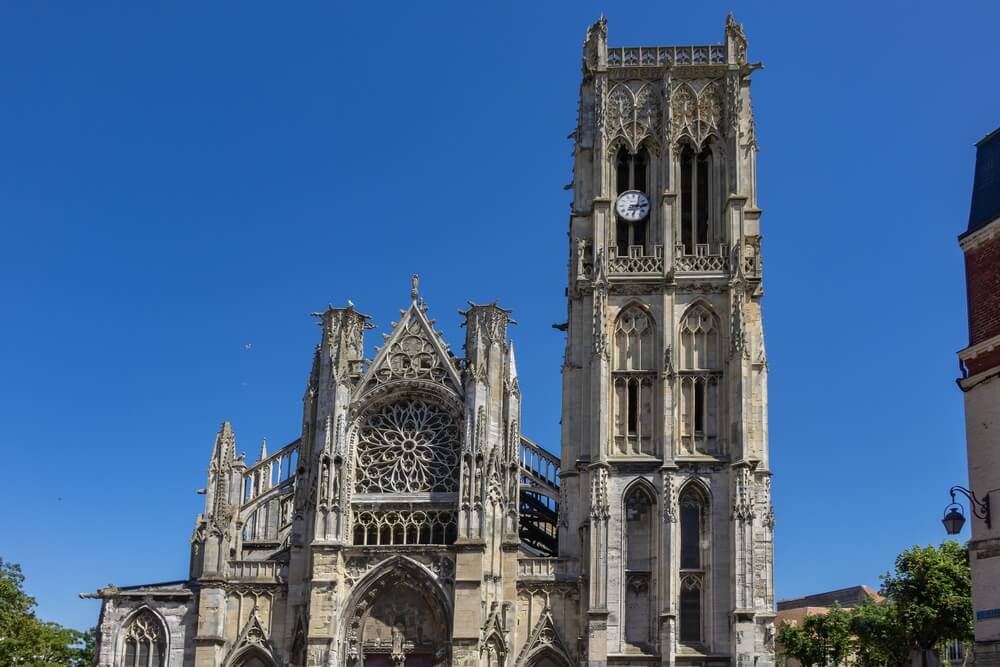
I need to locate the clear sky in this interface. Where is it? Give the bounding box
[1,1,997,632]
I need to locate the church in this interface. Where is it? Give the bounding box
[87,16,775,667]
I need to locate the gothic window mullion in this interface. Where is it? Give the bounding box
[690,151,699,249]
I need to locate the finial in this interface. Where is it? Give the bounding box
[411,273,420,302]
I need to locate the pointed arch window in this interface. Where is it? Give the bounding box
[612,305,656,456]
[678,141,724,257]
[122,610,166,667]
[677,305,722,456]
[624,485,655,649]
[678,486,708,645]
[234,650,275,667]
[615,146,651,256]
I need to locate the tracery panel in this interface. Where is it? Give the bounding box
[677,305,723,455]
[355,398,460,493]
[121,610,165,667]
[612,305,656,456]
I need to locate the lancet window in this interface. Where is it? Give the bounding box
[677,305,722,455]
[612,305,655,456]
[679,142,723,255]
[121,611,166,667]
[623,485,655,649]
[678,485,708,645]
[615,146,650,256]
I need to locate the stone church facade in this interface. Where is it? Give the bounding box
[87,16,775,667]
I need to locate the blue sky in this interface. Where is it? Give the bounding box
[1,2,997,631]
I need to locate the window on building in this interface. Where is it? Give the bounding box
[122,611,166,667]
[679,486,708,645]
[679,577,703,644]
[677,304,722,455]
[615,146,650,256]
[612,305,656,456]
[624,486,655,649]
[679,143,720,255]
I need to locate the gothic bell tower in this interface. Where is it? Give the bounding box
[559,16,775,667]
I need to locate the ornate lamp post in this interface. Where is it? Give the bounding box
[941,485,991,535]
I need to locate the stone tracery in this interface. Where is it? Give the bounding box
[121,610,166,667]
[355,399,460,494]
[671,80,723,150]
[605,81,660,151]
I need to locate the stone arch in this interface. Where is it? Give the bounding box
[676,477,711,645]
[622,478,657,650]
[227,646,278,667]
[613,302,655,371]
[676,475,712,504]
[521,646,573,667]
[340,556,452,667]
[482,630,508,667]
[114,605,169,667]
[677,300,721,371]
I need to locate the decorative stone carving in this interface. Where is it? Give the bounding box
[515,608,574,667]
[377,321,450,385]
[661,470,677,523]
[725,71,742,135]
[122,610,165,664]
[355,399,459,494]
[730,282,749,360]
[726,13,748,65]
[345,561,451,667]
[733,465,755,521]
[605,80,660,151]
[592,250,610,360]
[671,80,722,150]
[590,467,610,520]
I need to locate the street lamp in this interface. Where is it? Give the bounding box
[941,485,991,535]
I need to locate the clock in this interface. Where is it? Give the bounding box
[615,190,650,222]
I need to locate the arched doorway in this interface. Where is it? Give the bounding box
[231,647,277,667]
[344,559,451,667]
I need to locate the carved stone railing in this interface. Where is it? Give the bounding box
[517,557,578,581]
[519,437,560,498]
[243,440,299,504]
[228,560,286,583]
[674,243,729,273]
[607,45,726,67]
[609,245,663,274]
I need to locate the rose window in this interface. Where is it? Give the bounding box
[355,399,459,493]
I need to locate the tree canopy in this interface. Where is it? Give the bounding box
[778,541,973,667]
[0,559,94,667]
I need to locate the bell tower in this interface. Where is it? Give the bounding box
[560,15,775,667]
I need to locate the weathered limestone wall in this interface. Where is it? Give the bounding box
[95,596,196,667]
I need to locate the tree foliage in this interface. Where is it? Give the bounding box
[777,605,854,667]
[880,541,973,651]
[778,541,972,667]
[0,559,94,666]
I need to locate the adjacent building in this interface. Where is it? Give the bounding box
[959,126,1000,667]
[85,16,775,667]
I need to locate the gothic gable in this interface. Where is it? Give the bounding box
[515,609,573,667]
[356,299,463,401]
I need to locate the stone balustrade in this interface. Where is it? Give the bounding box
[517,557,578,580]
[228,560,286,583]
[607,45,726,67]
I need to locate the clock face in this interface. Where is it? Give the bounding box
[616,190,650,222]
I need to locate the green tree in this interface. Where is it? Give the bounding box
[0,559,93,666]
[881,541,973,661]
[851,601,912,667]
[778,605,855,667]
